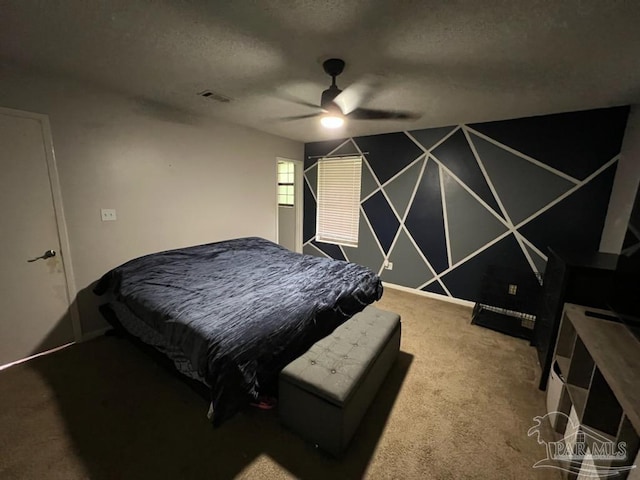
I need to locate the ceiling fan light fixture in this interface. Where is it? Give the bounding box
[320,114,344,129]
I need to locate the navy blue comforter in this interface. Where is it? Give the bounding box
[95,237,382,425]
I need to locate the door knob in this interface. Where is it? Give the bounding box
[27,249,56,262]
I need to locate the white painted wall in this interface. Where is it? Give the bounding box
[276,158,304,252]
[601,105,640,253]
[0,66,302,335]
[278,206,296,251]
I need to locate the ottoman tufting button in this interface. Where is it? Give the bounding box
[331,369,336,374]
[310,360,316,365]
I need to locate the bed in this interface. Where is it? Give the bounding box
[94,237,383,425]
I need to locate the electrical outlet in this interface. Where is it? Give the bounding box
[101,209,117,221]
[384,261,393,270]
[508,284,518,295]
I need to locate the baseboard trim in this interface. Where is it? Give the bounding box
[382,282,475,308]
[0,342,74,371]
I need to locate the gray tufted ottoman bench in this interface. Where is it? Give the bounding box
[279,305,401,456]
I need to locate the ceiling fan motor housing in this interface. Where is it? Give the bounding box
[321,86,342,111]
[323,58,345,77]
[321,58,346,112]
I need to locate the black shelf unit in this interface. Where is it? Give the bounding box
[533,248,618,390]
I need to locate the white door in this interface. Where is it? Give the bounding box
[0,108,76,366]
[277,158,303,252]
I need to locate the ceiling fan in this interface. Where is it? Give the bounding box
[281,58,420,128]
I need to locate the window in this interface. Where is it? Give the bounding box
[278,161,295,206]
[316,156,362,247]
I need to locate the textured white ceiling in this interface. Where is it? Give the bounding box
[1,1,640,142]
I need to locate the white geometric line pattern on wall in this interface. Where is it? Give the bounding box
[387,225,448,295]
[408,126,458,152]
[303,107,628,303]
[356,146,425,259]
[327,138,360,157]
[354,133,422,194]
[361,154,424,204]
[434,157,617,291]
[382,157,425,219]
[375,158,428,269]
[304,164,318,201]
[338,244,349,262]
[375,159,440,282]
[413,156,619,294]
[380,227,435,288]
[465,127,581,185]
[303,151,440,288]
[519,234,548,275]
[464,126,540,275]
[439,161,453,268]
[418,230,514,291]
[303,242,328,258]
[441,168,510,265]
[429,151,508,227]
[303,210,382,269]
[622,226,640,256]
[463,126,515,225]
[467,130,576,225]
[352,138,383,202]
[403,225,449,293]
[342,208,386,273]
[306,150,618,298]
[513,157,618,231]
[405,126,461,156]
[360,160,379,200]
[513,231,543,282]
[306,136,515,295]
[519,235,548,262]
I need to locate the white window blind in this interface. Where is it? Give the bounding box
[316,156,362,247]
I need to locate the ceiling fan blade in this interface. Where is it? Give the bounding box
[333,75,380,115]
[348,107,421,120]
[275,92,322,109]
[278,113,323,121]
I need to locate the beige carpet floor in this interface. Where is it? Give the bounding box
[0,288,560,479]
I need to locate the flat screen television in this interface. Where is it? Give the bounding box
[607,252,640,342]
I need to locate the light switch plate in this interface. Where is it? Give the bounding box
[101,209,117,221]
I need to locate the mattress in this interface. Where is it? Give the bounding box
[109,299,207,384]
[94,237,383,425]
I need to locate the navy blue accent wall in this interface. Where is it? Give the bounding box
[518,164,617,255]
[312,241,346,261]
[362,191,400,254]
[303,106,629,303]
[355,133,423,184]
[469,108,628,180]
[432,129,503,216]
[405,159,448,273]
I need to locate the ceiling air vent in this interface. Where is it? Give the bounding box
[198,90,233,103]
